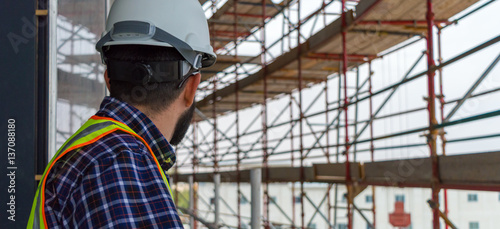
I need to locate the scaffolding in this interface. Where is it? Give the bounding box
[171,0,500,228]
[48,0,500,228]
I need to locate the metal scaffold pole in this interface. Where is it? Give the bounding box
[261,1,270,228]
[210,2,220,227]
[368,61,376,229]
[286,5,296,228]
[321,1,334,225]
[324,46,332,229]
[210,0,219,176]
[425,0,441,228]
[290,93,296,228]
[340,0,353,228]
[354,66,359,163]
[436,26,449,229]
[233,1,242,228]
[333,60,342,228]
[296,0,306,228]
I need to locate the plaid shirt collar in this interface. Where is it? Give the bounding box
[95,96,176,171]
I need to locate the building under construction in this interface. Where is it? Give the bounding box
[1,0,500,228]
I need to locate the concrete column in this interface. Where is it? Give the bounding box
[189,175,194,229]
[214,174,221,228]
[48,0,58,160]
[251,168,262,229]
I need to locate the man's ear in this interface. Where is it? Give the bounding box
[183,73,201,107]
[104,69,111,91]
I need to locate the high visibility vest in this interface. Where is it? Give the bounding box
[27,115,174,229]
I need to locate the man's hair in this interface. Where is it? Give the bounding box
[103,45,186,116]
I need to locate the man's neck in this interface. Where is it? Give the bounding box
[135,105,178,143]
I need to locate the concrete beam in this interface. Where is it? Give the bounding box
[173,152,500,191]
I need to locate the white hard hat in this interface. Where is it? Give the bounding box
[96,0,217,69]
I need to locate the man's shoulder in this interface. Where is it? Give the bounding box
[83,130,146,157]
[52,130,148,175]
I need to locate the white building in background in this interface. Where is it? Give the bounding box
[190,182,500,229]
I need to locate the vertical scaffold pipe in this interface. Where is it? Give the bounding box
[354,66,360,163]
[210,0,218,174]
[325,53,332,229]
[437,27,449,229]
[261,1,270,228]
[296,0,306,228]
[368,62,376,228]
[340,1,353,229]
[426,0,441,228]
[290,94,296,228]
[233,1,242,228]
[210,2,220,226]
[334,61,342,228]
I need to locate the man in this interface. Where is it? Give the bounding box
[28,0,216,228]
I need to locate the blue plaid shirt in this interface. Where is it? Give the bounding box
[44,97,184,228]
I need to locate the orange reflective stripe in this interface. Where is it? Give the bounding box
[90,115,123,123]
[36,115,172,228]
[40,128,120,228]
[110,128,170,189]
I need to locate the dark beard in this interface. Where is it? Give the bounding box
[170,102,195,145]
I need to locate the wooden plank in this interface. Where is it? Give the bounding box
[435,0,479,20]
[355,0,382,20]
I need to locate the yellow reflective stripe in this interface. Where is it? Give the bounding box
[27,189,39,229]
[165,175,173,201]
[29,116,174,228]
[27,120,118,228]
[86,117,174,200]
[38,119,113,184]
[42,126,121,228]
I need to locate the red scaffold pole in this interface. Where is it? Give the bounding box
[425,0,441,228]
[341,1,353,229]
